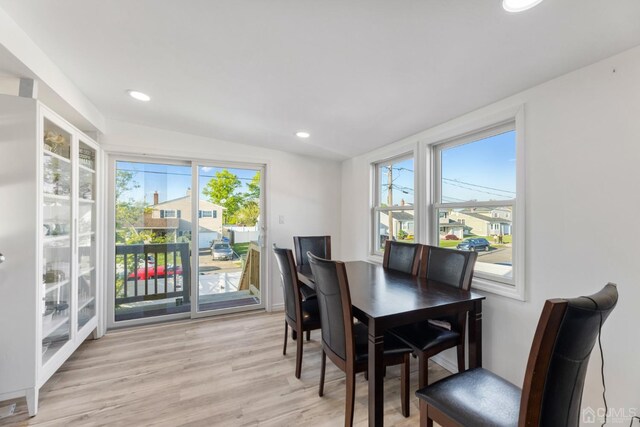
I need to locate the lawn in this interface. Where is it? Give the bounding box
[439,234,512,248]
[232,242,250,257]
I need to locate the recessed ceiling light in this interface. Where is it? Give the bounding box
[295,131,310,139]
[502,0,544,13]
[127,90,151,102]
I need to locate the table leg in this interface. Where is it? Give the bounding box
[467,300,483,369]
[368,323,385,427]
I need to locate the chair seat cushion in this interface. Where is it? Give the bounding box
[416,368,521,427]
[299,282,317,301]
[353,323,412,362]
[389,321,460,352]
[301,299,321,329]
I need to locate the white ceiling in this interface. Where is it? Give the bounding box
[1,0,640,160]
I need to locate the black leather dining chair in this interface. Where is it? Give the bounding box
[273,244,321,379]
[308,252,412,426]
[382,240,421,275]
[416,283,618,427]
[293,235,331,301]
[389,245,478,388]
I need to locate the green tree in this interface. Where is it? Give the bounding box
[245,171,261,200]
[202,169,244,224]
[235,201,260,226]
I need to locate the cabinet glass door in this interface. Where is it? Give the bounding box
[42,118,72,363]
[78,140,97,330]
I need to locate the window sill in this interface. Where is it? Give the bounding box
[472,276,525,301]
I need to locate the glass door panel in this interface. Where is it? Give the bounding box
[113,161,192,322]
[196,166,262,313]
[78,141,97,330]
[42,120,72,363]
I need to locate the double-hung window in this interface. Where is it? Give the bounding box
[372,154,415,255]
[433,120,521,292]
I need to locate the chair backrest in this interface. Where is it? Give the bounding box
[420,245,477,290]
[307,252,354,363]
[272,244,302,324]
[293,236,331,267]
[382,240,421,275]
[519,283,618,427]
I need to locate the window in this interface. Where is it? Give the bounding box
[199,210,213,218]
[433,121,519,287]
[161,209,177,218]
[372,154,415,255]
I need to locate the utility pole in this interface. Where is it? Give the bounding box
[387,166,393,241]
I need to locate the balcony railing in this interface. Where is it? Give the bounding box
[115,243,190,305]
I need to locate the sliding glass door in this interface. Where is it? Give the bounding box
[109,157,264,327]
[193,164,263,316]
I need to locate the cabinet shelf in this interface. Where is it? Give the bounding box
[78,164,95,174]
[43,150,71,164]
[42,315,69,338]
[79,198,95,204]
[43,193,71,201]
[43,235,70,244]
[44,279,70,293]
[78,297,96,311]
[79,266,96,276]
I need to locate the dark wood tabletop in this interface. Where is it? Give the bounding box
[297,260,485,427]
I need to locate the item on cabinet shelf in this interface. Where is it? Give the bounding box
[54,302,69,315]
[79,184,93,200]
[43,225,50,236]
[42,339,51,356]
[79,147,95,169]
[44,270,65,284]
[42,308,55,322]
[44,131,67,156]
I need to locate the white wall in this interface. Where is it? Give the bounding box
[340,45,640,422]
[100,119,342,310]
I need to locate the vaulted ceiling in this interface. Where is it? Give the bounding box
[1,0,640,159]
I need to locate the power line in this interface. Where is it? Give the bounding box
[444,181,513,199]
[117,168,257,181]
[443,178,515,195]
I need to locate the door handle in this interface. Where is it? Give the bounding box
[0,253,5,264]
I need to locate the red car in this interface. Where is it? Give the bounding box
[128,265,183,280]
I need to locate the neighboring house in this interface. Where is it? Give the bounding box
[379,210,414,239]
[449,208,512,237]
[438,211,467,239]
[136,189,225,247]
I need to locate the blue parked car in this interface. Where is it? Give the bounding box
[456,238,491,252]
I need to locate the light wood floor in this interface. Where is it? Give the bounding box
[0,312,450,426]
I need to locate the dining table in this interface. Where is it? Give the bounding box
[297,260,486,427]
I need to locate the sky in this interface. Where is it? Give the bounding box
[379,130,515,207]
[116,161,260,204]
[117,130,514,206]
[441,130,516,203]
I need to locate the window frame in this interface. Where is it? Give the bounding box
[370,152,416,257]
[427,107,525,300]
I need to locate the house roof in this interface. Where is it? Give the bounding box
[458,212,512,224]
[152,196,224,210]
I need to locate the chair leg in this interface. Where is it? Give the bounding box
[419,400,433,427]
[456,344,465,373]
[345,368,356,427]
[295,329,304,379]
[306,330,311,341]
[319,350,326,397]
[283,322,288,355]
[418,353,428,389]
[292,330,297,340]
[401,353,410,417]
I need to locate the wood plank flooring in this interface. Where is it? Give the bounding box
[0,312,450,426]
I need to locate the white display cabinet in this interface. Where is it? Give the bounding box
[0,94,102,416]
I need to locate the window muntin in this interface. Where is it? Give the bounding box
[372,155,415,255]
[434,124,516,285]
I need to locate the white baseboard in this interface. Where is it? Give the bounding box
[270,303,284,312]
[431,353,459,374]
